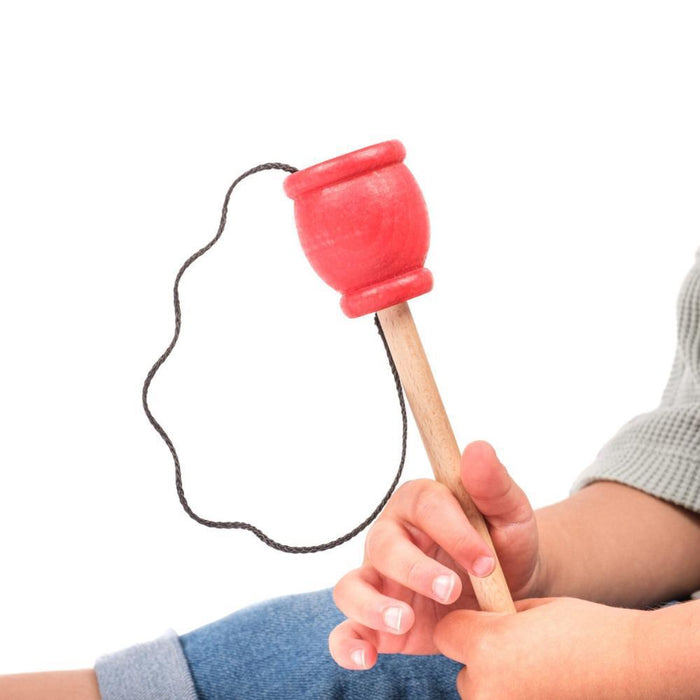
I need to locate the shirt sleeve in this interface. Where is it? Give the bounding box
[95,630,198,700]
[571,250,700,514]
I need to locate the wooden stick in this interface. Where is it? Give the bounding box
[377,301,516,614]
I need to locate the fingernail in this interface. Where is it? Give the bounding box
[432,573,455,603]
[472,556,495,577]
[383,605,403,632]
[351,648,366,669]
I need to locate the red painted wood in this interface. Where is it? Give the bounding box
[284,140,433,317]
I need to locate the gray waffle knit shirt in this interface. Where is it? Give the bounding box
[572,249,700,512]
[95,251,700,699]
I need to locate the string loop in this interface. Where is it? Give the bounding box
[142,163,408,553]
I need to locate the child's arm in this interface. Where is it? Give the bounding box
[0,670,100,699]
[538,479,700,607]
[539,251,700,607]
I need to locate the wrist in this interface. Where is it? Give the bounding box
[0,670,100,700]
[530,507,564,598]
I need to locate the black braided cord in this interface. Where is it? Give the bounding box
[142,162,408,553]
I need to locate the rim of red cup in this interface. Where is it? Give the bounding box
[284,140,406,199]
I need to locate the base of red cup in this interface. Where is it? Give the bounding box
[340,268,434,318]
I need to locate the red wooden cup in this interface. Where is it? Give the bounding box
[284,140,433,318]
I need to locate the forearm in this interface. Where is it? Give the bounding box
[0,670,100,699]
[536,481,700,607]
[636,599,700,697]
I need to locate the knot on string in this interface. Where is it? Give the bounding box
[142,162,407,553]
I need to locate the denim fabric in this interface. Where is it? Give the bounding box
[180,588,462,700]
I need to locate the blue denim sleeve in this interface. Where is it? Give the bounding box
[95,589,460,700]
[95,630,198,700]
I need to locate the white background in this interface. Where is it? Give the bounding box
[1,0,699,675]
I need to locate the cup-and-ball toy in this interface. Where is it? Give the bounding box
[285,140,515,614]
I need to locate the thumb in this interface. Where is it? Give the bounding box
[461,441,533,530]
[433,609,506,663]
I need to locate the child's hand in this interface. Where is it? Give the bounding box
[329,441,544,668]
[433,597,643,699]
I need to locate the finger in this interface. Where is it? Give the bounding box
[433,609,505,663]
[461,441,534,531]
[388,480,497,578]
[365,518,464,606]
[333,566,416,634]
[328,619,379,670]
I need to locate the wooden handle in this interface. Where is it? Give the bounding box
[377,302,516,614]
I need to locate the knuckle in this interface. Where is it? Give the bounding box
[404,557,423,588]
[359,597,378,624]
[332,572,353,609]
[394,478,431,505]
[390,480,414,509]
[394,479,418,497]
[364,523,387,562]
[331,583,341,609]
[493,475,515,503]
[411,481,445,522]
[452,529,479,557]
